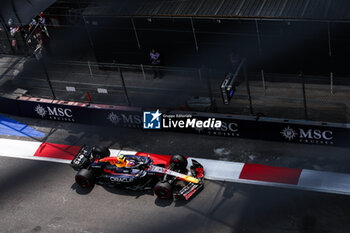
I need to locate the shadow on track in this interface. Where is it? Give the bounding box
[70,182,94,195]
[71,180,196,207]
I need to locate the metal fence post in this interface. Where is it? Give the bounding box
[88,61,93,78]
[261,69,266,95]
[327,22,332,58]
[207,68,213,100]
[300,72,308,119]
[255,19,266,92]
[83,16,96,52]
[40,59,56,99]
[328,22,334,95]
[190,17,199,52]
[244,61,253,115]
[330,72,334,95]
[119,67,131,106]
[140,64,146,80]
[198,68,202,82]
[131,17,141,49]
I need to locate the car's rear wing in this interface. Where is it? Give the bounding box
[70,146,93,171]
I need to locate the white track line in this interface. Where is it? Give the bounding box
[189,157,244,181]
[0,138,41,158]
[298,169,350,196]
[0,138,71,164]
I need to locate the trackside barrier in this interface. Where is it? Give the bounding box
[1,94,350,147]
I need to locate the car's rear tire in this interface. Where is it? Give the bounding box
[75,169,95,188]
[154,181,173,199]
[170,154,188,171]
[92,146,110,159]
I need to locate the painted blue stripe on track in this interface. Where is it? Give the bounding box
[0,115,45,137]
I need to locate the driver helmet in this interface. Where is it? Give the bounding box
[116,154,127,167]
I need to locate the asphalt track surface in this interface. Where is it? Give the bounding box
[1,115,350,233]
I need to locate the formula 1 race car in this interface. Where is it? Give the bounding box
[70,146,204,200]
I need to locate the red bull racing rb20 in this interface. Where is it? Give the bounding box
[70,146,205,200]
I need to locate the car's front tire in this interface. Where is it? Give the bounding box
[75,169,95,188]
[170,154,188,171]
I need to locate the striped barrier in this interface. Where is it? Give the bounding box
[0,138,350,196]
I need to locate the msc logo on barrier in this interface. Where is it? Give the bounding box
[35,105,47,118]
[143,109,162,129]
[280,125,333,145]
[280,126,297,141]
[107,112,142,128]
[34,104,74,121]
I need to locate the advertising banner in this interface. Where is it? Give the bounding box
[15,98,143,128]
[88,107,142,128]
[154,111,349,147]
[16,100,90,123]
[186,114,348,147]
[0,96,20,115]
[1,95,349,147]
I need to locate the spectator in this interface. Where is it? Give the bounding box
[27,19,40,41]
[10,26,19,53]
[25,19,40,53]
[38,12,49,38]
[40,28,51,56]
[39,12,46,25]
[38,12,51,55]
[150,49,161,79]
[28,19,37,33]
[24,12,50,56]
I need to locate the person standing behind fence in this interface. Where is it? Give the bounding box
[10,26,19,53]
[39,12,51,56]
[150,49,161,79]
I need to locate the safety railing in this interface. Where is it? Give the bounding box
[0,56,350,123]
